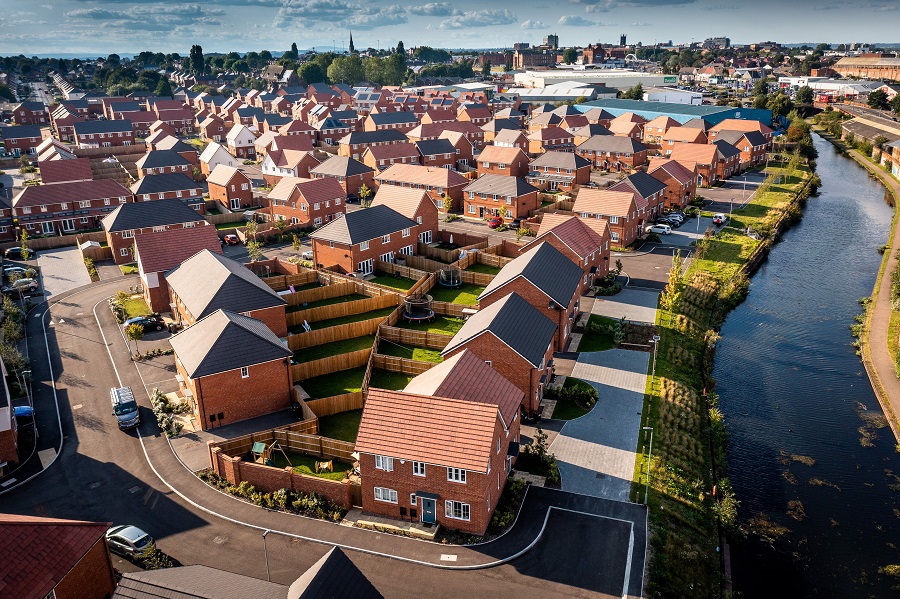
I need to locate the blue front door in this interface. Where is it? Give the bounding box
[421,497,436,524]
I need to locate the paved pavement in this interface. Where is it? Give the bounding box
[700,170,766,211]
[37,246,91,297]
[591,288,659,324]
[550,350,650,503]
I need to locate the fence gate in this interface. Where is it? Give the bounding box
[350,481,363,507]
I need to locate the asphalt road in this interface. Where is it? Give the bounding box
[0,277,641,598]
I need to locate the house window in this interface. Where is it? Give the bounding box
[417,216,422,224]
[314,203,320,210]
[301,203,308,211]
[410,493,417,505]
[241,183,249,190]
[375,455,394,471]
[382,234,390,243]
[60,203,69,210]
[314,217,322,226]
[240,367,249,378]
[611,231,619,242]
[104,198,111,206]
[80,217,89,224]
[120,248,129,257]
[158,193,165,200]
[413,461,426,477]
[153,226,166,232]
[374,487,398,503]
[609,216,619,224]
[120,196,127,203]
[79,200,91,208]
[447,468,466,483]
[22,207,30,214]
[360,240,370,251]
[122,230,134,239]
[445,500,470,521]
[402,228,410,238]
[176,190,183,198]
[468,204,476,214]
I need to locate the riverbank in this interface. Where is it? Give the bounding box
[635,157,814,598]
[812,126,900,444]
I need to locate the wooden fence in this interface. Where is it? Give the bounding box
[205,211,246,226]
[286,294,399,328]
[317,269,407,297]
[372,353,438,375]
[0,230,107,252]
[287,316,385,350]
[262,271,319,292]
[212,426,356,463]
[291,347,372,380]
[407,271,437,297]
[81,244,113,262]
[379,325,453,350]
[402,253,450,273]
[74,143,147,158]
[305,392,364,418]
[283,281,355,307]
[373,261,431,283]
[360,325,382,394]
[417,243,460,264]
[460,269,495,287]
[431,300,471,318]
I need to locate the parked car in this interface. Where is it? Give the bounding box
[488,216,504,229]
[646,224,672,235]
[105,525,153,557]
[300,250,313,260]
[4,246,33,260]
[713,213,727,226]
[345,194,359,203]
[656,217,680,228]
[123,314,165,332]
[3,266,37,281]
[663,212,684,223]
[223,234,240,245]
[2,278,38,295]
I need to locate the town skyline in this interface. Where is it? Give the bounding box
[0,0,897,56]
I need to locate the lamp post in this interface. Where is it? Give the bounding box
[643,426,654,505]
[649,335,660,390]
[262,529,271,581]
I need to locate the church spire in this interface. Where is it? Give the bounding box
[349,31,355,54]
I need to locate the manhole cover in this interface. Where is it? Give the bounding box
[440,554,457,562]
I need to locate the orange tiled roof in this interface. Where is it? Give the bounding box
[669,143,718,166]
[662,126,706,143]
[370,185,431,220]
[375,163,468,188]
[530,213,608,259]
[477,145,527,164]
[573,189,636,217]
[364,142,419,161]
[709,118,774,135]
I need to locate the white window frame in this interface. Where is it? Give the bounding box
[360,240,370,251]
[375,455,394,471]
[240,366,249,378]
[412,461,426,477]
[402,228,410,238]
[374,487,398,503]
[445,500,470,521]
[447,467,466,483]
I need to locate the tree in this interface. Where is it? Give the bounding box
[259,50,273,61]
[19,230,30,261]
[246,240,264,262]
[562,48,578,65]
[359,184,373,207]
[795,85,814,105]
[189,45,204,75]
[124,323,144,358]
[154,78,173,97]
[868,89,889,110]
[273,217,288,237]
[106,53,121,67]
[659,250,685,313]
[244,219,258,241]
[620,83,644,100]
[442,195,453,213]
[396,40,405,56]
[892,95,900,116]
[364,57,384,84]
[480,61,492,78]
[752,78,769,97]
[382,53,407,86]
[326,55,364,84]
[298,61,326,84]
[291,42,299,56]
[766,91,794,118]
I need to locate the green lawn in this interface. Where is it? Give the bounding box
[294,335,375,363]
[369,368,415,390]
[214,221,243,231]
[286,293,367,313]
[550,378,595,420]
[317,409,363,443]
[378,340,444,363]
[691,231,760,284]
[122,297,151,318]
[465,262,501,275]
[289,306,397,334]
[578,315,617,353]
[299,366,366,398]
[396,314,466,336]
[427,283,485,305]
[264,451,354,480]
[119,263,138,275]
[285,282,322,294]
[369,273,418,291]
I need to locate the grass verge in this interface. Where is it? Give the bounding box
[396,314,465,336]
[369,273,418,291]
[265,451,354,480]
[378,340,443,363]
[123,296,151,318]
[577,314,617,352]
[465,262,501,275]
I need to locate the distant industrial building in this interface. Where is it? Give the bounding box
[577,99,773,127]
[642,87,703,105]
[834,54,900,81]
[515,70,673,89]
[777,77,877,100]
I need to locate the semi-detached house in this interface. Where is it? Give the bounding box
[575,135,648,172]
[1,125,43,157]
[462,174,538,220]
[573,188,643,247]
[269,176,347,228]
[207,165,254,211]
[608,171,668,221]
[101,198,211,265]
[375,163,468,212]
[130,173,206,214]
[523,213,611,295]
[310,155,376,196]
[370,185,439,246]
[647,158,698,210]
[476,146,530,178]
[12,179,131,237]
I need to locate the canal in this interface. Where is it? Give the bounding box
[715,134,900,598]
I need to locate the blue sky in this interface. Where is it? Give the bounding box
[0,0,896,55]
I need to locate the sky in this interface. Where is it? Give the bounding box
[0,0,897,56]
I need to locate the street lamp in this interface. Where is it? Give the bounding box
[649,335,660,390]
[643,426,654,505]
[262,529,271,581]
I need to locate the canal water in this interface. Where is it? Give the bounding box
[715,134,900,598]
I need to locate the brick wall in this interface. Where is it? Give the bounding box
[191,357,292,430]
[53,537,117,599]
[209,173,253,211]
[250,305,288,338]
[312,230,421,274]
[529,234,609,294]
[0,427,18,465]
[143,274,171,314]
[478,278,575,351]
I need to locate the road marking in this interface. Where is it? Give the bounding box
[33,313,41,318]
[440,554,457,561]
[37,448,56,469]
[76,312,84,315]
[0,478,17,487]
[72,404,83,410]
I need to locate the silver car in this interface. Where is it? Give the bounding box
[105,525,153,557]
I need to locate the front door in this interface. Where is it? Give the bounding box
[478,206,485,218]
[420,497,436,524]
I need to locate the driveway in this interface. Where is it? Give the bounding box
[701,170,766,211]
[37,246,91,297]
[591,288,659,324]
[665,216,714,248]
[550,350,650,502]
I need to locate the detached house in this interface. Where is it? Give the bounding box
[647,158,698,210]
[309,204,418,275]
[575,135,648,172]
[310,156,376,196]
[523,213,611,294]
[441,292,556,417]
[170,310,293,430]
[661,126,708,151]
[414,138,457,169]
[526,126,575,154]
[526,151,591,192]
[608,112,647,140]
[1,125,43,156]
[708,118,774,144]
[207,165,253,211]
[609,171,669,221]
[12,179,131,236]
[642,116,681,145]
[338,130,409,160]
[711,130,769,169]
[130,173,205,213]
[370,185,439,245]
[199,115,227,142]
[199,141,238,176]
[11,101,47,125]
[101,198,211,265]
[574,188,644,247]
[226,124,257,159]
[478,243,583,351]
[261,149,320,186]
[669,143,734,187]
[269,176,347,228]
[463,174,538,220]
[375,163,468,211]
[476,146,530,178]
[72,120,134,149]
[493,129,529,152]
[356,350,522,535]
[166,250,288,337]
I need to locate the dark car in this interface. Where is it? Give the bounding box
[4,247,33,260]
[345,194,359,203]
[488,216,504,229]
[123,314,165,332]
[3,266,37,281]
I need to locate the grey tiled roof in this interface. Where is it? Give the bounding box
[73,120,133,134]
[575,135,647,153]
[414,138,455,157]
[101,198,206,232]
[114,564,287,598]
[463,174,537,198]
[442,292,556,367]
[368,111,418,125]
[130,173,201,196]
[310,156,374,177]
[529,151,590,170]
[479,242,582,307]
[338,130,408,146]
[611,171,668,200]
[136,150,190,169]
[309,204,416,246]
[715,129,767,147]
[165,250,286,319]
[0,125,41,140]
[712,139,741,159]
[290,547,384,599]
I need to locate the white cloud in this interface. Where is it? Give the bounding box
[558,15,602,26]
[408,3,459,16]
[439,9,516,30]
[521,19,548,29]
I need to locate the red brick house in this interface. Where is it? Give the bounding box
[608,112,647,140]
[49,106,84,143]
[269,176,347,228]
[170,309,293,430]
[573,188,644,247]
[582,107,615,128]
[609,171,669,221]
[642,116,681,145]
[0,514,117,599]
[207,165,253,211]
[166,249,288,337]
[493,129,529,152]
[528,112,562,132]
[442,292,556,416]
[669,143,736,187]
[12,179,131,237]
[1,125,43,157]
[414,138,457,169]
[523,213,611,294]
[375,163,468,212]
[661,126,708,151]
[226,124,257,159]
[361,142,420,172]
[708,119,774,144]
[526,151,591,192]
[570,124,613,146]
[457,104,493,126]
[310,156,376,196]
[135,150,192,178]
[198,115,227,142]
[356,350,522,534]
[364,111,419,133]
[438,130,475,169]
[370,185,439,245]
[309,204,419,274]
[526,126,575,154]
[101,198,211,264]
[647,158,698,210]
[73,120,134,148]
[463,174,538,220]
[575,135,648,172]
[478,242,582,351]
[477,146,530,177]
[136,225,223,312]
[130,173,206,213]
[11,101,47,125]
[261,149,320,187]
[711,130,769,169]
[338,130,409,160]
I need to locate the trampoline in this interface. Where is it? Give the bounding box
[439,265,462,288]
[402,293,435,323]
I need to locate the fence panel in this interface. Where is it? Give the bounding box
[460,270,495,286]
[371,353,438,375]
[287,316,385,350]
[283,281,355,307]
[291,347,372,380]
[431,301,470,318]
[379,325,453,350]
[417,244,460,263]
[286,294,399,328]
[373,260,430,282]
[81,245,113,261]
[404,253,449,272]
[304,392,364,417]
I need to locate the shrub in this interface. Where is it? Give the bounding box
[83,257,98,280]
[545,380,598,408]
[135,542,173,570]
[445,214,460,222]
